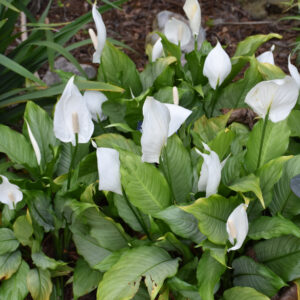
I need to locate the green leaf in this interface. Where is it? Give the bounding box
[0,228,19,255]
[245,119,290,173]
[154,206,205,244]
[229,174,264,208]
[257,61,285,80]
[73,258,102,300]
[200,240,227,266]
[288,110,300,137]
[26,191,55,232]
[167,277,201,300]
[254,236,300,281]
[24,101,58,170]
[27,268,52,300]
[224,287,270,300]
[0,53,46,86]
[98,41,142,96]
[180,195,240,244]
[159,33,182,62]
[113,193,150,234]
[233,256,286,298]
[0,124,37,170]
[249,215,300,240]
[94,133,141,155]
[120,151,171,215]
[0,250,21,280]
[269,155,300,217]
[192,112,231,143]
[32,252,67,270]
[140,56,176,90]
[197,252,225,300]
[0,260,29,300]
[0,0,20,12]
[97,246,179,300]
[160,135,193,204]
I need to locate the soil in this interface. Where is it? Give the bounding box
[28,1,300,299]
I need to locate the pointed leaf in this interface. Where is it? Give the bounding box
[0,228,19,255]
[27,268,52,300]
[224,287,270,300]
[0,251,21,280]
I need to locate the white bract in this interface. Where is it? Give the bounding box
[141,97,192,163]
[53,76,94,146]
[25,121,41,166]
[288,55,300,88]
[83,91,108,122]
[164,18,192,48]
[226,203,249,252]
[203,42,232,89]
[183,0,201,36]
[0,175,23,210]
[89,4,106,63]
[96,147,122,195]
[245,76,299,123]
[257,45,275,65]
[152,38,164,62]
[196,143,225,197]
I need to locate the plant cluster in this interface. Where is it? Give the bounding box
[1,1,300,300]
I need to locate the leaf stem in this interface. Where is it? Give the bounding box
[256,112,269,170]
[209,88,220,118]
[67,133,79,189]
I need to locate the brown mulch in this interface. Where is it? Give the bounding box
[36,0,300,73]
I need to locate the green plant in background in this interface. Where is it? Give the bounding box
[1,0,300,299]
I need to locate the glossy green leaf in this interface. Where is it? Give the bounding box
[97,246,179,300]
[0,260,29,300]
[0,228,19,255]
[167,277,201,300]
[160,135,193,204]
[197,252,225,300]
[254,236,300,281]
[32,252,67,270]
[73,258,102,300]
[0,250,21,280]
[233,256,286,297]
[200,240,227,266]
[120,151,171,215]
[288,110,300,137]
[245,119,290,173]
[224,287,270,300]
[180,195,240,244]
[27,268,52,300]
[270,155,300,217]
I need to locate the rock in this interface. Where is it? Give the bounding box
[43,57,97,86]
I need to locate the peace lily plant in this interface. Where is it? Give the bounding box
[1,1,300,300]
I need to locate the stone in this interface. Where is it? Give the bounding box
[43,57,97,86]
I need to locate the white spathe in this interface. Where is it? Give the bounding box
[196,143,224,197]
[226,203,249,252]
[83,91,108,122]
[288,55,300,88]
[183,0,201,36]
[91,4,106,63]
[53,76,94,145]
[25,121,41,166]
[141,97,192,163]
[245,76,299,123]
[257,45,275,65]
[164,18,192,48]
[141,97,170,163]
[203,41,232,89]
[0,175,23,210]
[152,38,164,62]
[97,147,122,195]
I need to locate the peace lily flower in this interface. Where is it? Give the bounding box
[89,3,106,63]
[96,147,122,195]
[0,175,23,210]
[196,143,226,197]
[53,76,94,146]
[83,91,108,122]
[183,0,201,36]
[245,76,299,123]
[226,203,249,252]
[141,97,192,163]
[203,41,232,89]
[164,18,192,48]
[257,45,275,65]
[25,121,41,166]
[288,55,300,88]
[152,38,164,62]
